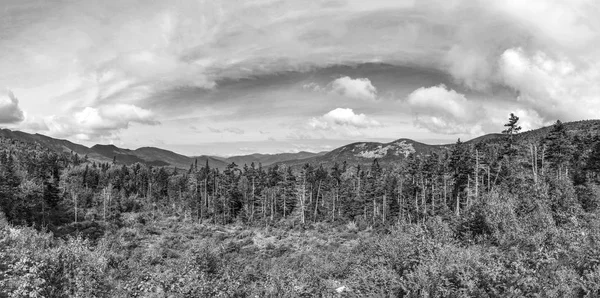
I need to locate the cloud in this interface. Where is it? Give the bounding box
[304,108,381,137]
[75,104,158,131]
[38,104,159,141]
[302,82,324,92]
[309,108,380,129]
[224,127,245,135]
[3,0,600,146]
[207,126,245,135]
[330,77,377,100]
[0,91,25,124]
[407,85,484,135]
[497,47,600,122]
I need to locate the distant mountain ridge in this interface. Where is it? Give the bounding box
[1,119,599,169]
[0,129,328,169]
[0,129,226,169]
[214,151,326,167]
[272,138,445,168]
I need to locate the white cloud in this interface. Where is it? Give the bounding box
[74,104,158,132]
[330,77,377,100]
[224,127,245,135]
[302,82,324,92]
[3,0,600,147]
[484,107,545,133]
[309,108,380,129]
[497,47,600,122]
[444,45,495,91]
[207,126,245,134]
[37,104,159,141]
[407,85,484,135]
[0,91,25,124]
[305,108,381,137]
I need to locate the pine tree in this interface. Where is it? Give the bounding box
[545,120,574,179]
[0,152,21,221]
[502,113,521,157]
[586,139,600,180]
[449,139,473,215]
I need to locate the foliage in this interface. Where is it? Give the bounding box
[0,114,600,296]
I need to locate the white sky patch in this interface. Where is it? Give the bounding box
[0,91,25,124]
[407,85,484,135]
[330,77,377,100]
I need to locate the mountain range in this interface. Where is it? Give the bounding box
[1,119,599,169]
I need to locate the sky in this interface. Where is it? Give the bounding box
[1,0,599,156]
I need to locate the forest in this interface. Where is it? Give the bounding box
[2,114,600,297]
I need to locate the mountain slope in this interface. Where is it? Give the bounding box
[1,119,598,170]
[274,138,442,168]
[219,151,326,167]
[274,120,600,168]
[0,128,227,169]
[0,129,108,161]
[91,145,226,169]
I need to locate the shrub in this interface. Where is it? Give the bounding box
[345,221,358,233]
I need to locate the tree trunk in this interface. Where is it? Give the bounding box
[314,181,322,221]
[301,175,306,225]
[72,190,78,224]
[443,176,447,209]
[383,192,386,223]
[467,175,471,208]
[431,180,435,214]
[456,193,460,216]
[475,149,479,199]
[422,178,426,216]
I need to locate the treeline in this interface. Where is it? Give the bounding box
[4,115,600,296]
[0,116,600,234]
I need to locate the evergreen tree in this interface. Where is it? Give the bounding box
[449,139,473,215]
[586,139,600,180]
[545,120,574,179]
[502,113,521,157]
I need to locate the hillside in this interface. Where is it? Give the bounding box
[4,119,600,297]
[0,129,227,169]
[0,129,107,161]
[273,120,600,168]
[516,119,600,143]
[218,151,326,167]
[2,119,599,170]
[274,138,442,168]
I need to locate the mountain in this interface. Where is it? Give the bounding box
[0,128,318,170]
[1,119,599,170]
[463,133,504,145]
[273,138,443,168]
[217,151,326,167]
[88,145,227,169]
[0,129,106,161]
[0,129,227,169]
[516,119,600,143]
[273,120,600,168]
[91,145,174,167]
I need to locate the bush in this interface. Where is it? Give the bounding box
[577,183,600,213]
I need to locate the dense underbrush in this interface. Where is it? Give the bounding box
[2,189,600,298]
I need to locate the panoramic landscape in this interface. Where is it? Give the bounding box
[2,0,600,297]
